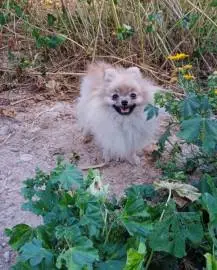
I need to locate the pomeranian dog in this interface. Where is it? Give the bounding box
[77,62,161,165]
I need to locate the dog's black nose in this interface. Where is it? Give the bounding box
[121,100,128,106]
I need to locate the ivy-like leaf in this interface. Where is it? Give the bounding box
[117,24,134,40]
[144,104,159,120]
[5,224,33,251]
[56,246,99,270]
[51,164,83,190]
[149,201,204,258]
[20,238,53,267]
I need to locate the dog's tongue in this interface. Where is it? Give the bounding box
[121,107,130,113]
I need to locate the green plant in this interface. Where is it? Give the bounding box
[5,158,217,269]
[148,63,217,178]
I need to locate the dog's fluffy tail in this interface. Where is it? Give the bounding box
[86,61,113,78]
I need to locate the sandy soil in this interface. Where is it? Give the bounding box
[0,91,168,269]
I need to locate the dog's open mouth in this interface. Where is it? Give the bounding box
[113,104,136,115]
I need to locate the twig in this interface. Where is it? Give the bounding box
[79,163,106,170]
[92,0,105,62]
[31,108,54,128]
[0,132,14,146]
[11,97,34,105]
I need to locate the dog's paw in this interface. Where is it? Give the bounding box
[83,134,93,144]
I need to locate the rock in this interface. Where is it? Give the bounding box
[1,242,6,248]
[3,251,10,263]
[20,153,33,162]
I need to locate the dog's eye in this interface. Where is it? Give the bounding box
[112,94,119,100]
[130,93,137,99]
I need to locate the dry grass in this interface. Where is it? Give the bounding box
[0,0,217,91]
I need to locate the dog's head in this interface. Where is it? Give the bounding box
[101,66,155,116]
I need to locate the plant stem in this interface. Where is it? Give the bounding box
[111,0,120,29]
[145,187,172,269]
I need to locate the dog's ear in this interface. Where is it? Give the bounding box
[127,67,142,79]
[104,68,116,83]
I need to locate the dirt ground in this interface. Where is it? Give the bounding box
[0,88,168,269]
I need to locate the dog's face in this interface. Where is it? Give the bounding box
[102,67,149,116]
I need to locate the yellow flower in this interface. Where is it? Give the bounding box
[183,74,195,80]
[177,64,193,71]
[214,89,217,95]
[43,0,61,8]
[44,0,53,8]
[167,53,189,61]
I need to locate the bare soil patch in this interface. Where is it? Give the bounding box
[0,89,167,268]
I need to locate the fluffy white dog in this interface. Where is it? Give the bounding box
[77,62,161,165]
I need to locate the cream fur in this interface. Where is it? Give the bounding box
[76,62,161,164]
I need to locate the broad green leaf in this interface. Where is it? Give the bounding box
[0,12,8,25]
[178,115,201,142]
[5,224,33,251]
[47,35,66,48]
[55,224,94,249]
[124,240,146,270]
[210,0,217,7]
[149,201,204,258]
[97,260,126,270]
[200,96,211,114]
[205,253,217,270]
[20,238,53,267]
[125,184,156,200]
[120,196,152,237]
[178,117,217,152]
[11,261,32,270]
[12,3,24,17]
[122,220,152,238]
[146,24,154,33]
[124,248,145,270]
[202,119,217,152]
[47,13,56,26]
[144,104,159,120]
[79,200,104,237]
[201,193,217,224]
[201,192,217,248]
[51,164,83,190]
[56,247,99,270]
[180,94,200,118]
[124,196,150,218]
